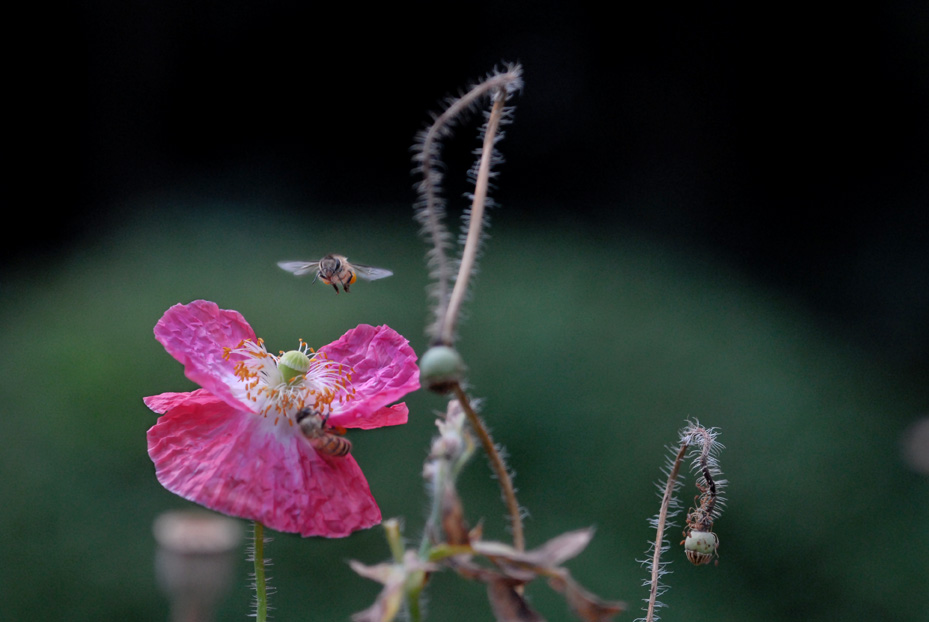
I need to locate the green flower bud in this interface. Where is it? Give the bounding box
[419,346,466,393]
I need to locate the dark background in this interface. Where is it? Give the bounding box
[14,1,929,369]
[4,2,928,620]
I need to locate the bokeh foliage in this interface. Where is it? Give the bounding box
[1,202,926,621]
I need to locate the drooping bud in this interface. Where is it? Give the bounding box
[683,530,718,566]
[278,350,311,384]
[419,345,466,393]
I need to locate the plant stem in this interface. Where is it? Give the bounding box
[646,443,688,622]
[407,582,424,622]
[439,93,507,346]
[415,67,520,345]
[253,521,268,622]
[451,383,524,552]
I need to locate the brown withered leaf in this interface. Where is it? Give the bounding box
[349,559,399,585]
[348,561,405,622]
[469,520,484,543]
[442,484,470,545]
[524,529,596,567]
[445,556,511,583]
[487,578,545,622]
[349,553,438,622]
[448,527,624,621]
[471,528,595,569]
[548,572,626,622]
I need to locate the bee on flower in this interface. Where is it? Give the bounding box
[143,300,420,538]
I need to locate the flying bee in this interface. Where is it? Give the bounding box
[277,254,393,293]
[296,407,352,457]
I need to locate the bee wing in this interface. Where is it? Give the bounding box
[277,260,321,276]
[352,264,394,281]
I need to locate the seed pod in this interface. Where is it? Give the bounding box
[683,530,718,566]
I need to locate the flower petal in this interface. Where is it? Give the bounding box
[144,388,215,414]
[354,404,409,430]
[147,391,381,537]
[320,324,420,429]
[153,300,257,411]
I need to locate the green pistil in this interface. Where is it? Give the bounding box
[278,350,311,384]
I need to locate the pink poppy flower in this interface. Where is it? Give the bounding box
[144,300,420,538]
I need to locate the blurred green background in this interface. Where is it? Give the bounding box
[5,1,928,619]
[1,201,926,621]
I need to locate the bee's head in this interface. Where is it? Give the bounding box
[295,408,314,424]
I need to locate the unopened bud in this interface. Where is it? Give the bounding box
[683,530,718,566]
[419,346,465,393]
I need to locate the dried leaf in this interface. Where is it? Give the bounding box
[527,528,595,567]
[472,528,595,569]
[548,573,626,622]
[442,484,470,545]
[487,578,546,622]
[471,539,520,559]
[349,560,398,585]
[350,576,405,622]
[350,553,436,622]
[469,520,484,543]
[447,527,621,621]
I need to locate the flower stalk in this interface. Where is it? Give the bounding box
[413,64,525,554]
[644,443,686,622]
[440,90,510,346]
[451,384,524,552]
[413,64,522,347]
[251,521,269,622]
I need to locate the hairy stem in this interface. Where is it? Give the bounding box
[420,461,447,558]
[417,82,499,340]
[646,443,688,622]
[691,427,718,531]
[414,66,521,345]
[407,583,425,622]
[451,383,524,552]
[439,92,507,346]
[252,521,268,622]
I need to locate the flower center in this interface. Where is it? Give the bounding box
[223,338,356,423]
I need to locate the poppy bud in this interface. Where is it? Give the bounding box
[420,346,465,393]
[683,530,718,566]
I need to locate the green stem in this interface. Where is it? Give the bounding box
[407,582,424,622]
[253,521,268,622]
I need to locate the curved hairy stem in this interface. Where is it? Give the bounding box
[413,65,522,345]
[439,92,508,346]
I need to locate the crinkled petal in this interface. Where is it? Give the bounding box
[153,300,257,411]
[144,388,215,414]
[355,404,410,430]
[146,391,381,537]
[320,324,420,429]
